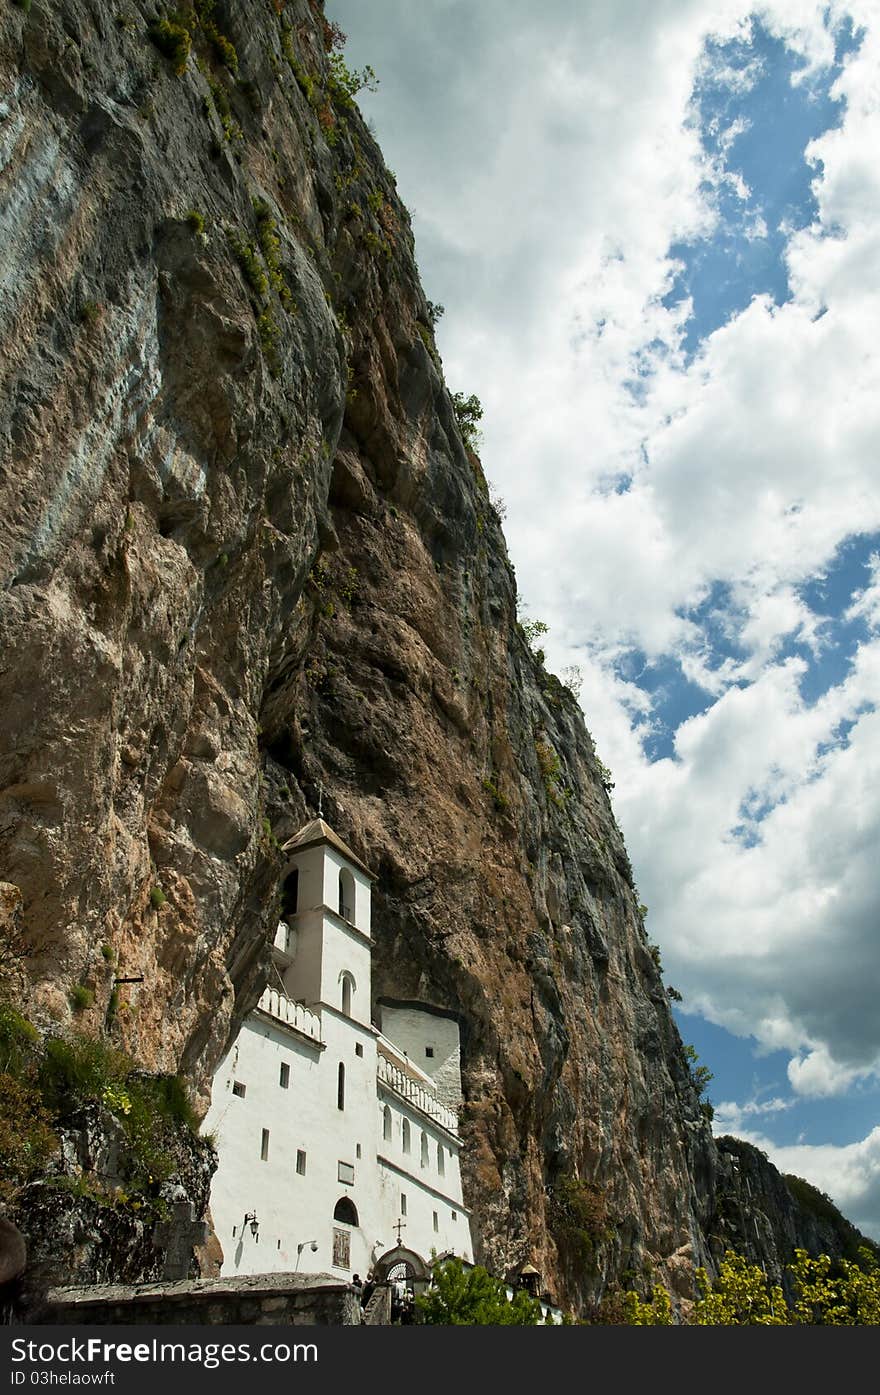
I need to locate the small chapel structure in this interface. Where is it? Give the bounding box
[204,815,475,1284]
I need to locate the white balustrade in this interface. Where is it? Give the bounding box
[258,986,322,1042]
[377,1054,458,1135]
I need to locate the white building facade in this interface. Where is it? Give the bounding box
[204,817,474,1282]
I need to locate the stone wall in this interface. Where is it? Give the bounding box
[40,1273,361,1326]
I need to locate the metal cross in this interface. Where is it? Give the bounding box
[394,1218,407,1245]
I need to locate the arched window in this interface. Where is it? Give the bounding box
[338,868,355,922]
[420,1132,429,1168]
[340,971,355,1016]
[437,1143,445,1176]
[337,1062,345,1111]
[281,867,299,918]
[333,1197,359,1226]
[383,1105,391,1141]
[402,1118,410,1154]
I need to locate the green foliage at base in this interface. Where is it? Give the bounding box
[416,1258,545,1325]
[623,1248,880,1325]
[0,998,199,1205]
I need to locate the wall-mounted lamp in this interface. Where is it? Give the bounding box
[243,1211,259,1239]
[295,1239,318,1271]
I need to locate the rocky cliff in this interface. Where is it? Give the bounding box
[0,0,868,1312]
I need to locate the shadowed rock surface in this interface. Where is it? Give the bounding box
[0,0,872,1311]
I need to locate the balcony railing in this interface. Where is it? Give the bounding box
[257,987,322,1043]
[377,1055,458,1135]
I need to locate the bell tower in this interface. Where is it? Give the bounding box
[273,817,376,1025]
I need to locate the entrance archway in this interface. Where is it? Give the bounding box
[372,1245,430,1292]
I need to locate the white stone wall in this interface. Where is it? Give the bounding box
[204,831,474,1283]
[379,1004,463,1108]
[204,1005,383,1280]
[204,1005,473,1280]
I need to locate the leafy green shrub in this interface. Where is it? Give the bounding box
[148,19,191,76]
[451,391,483,448]
[39,1034,132,1113]
[257,311,281,376]
[227,232,269,300]
[482,778,509,813]
[595,758,614,791]
[0,1073,57,1201]
[547,1174,613,1266]
[201,68,242,143]
[100,943,114,963]
[69,985,94,1013]
[417,1257,544,1325]
[624,1247,880,1325]
[149,885,167,910]
[252,199,293,308]
[184,208,205,235]
[535,738,567,808]
[0,1002,39,1076]
[200,19,238,74]
[327,52,379,107]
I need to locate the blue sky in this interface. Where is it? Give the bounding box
[331,0,880,1237]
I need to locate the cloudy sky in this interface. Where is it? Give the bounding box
[329,0,880,1239]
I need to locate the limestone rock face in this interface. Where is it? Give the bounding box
[0,0,862,1309]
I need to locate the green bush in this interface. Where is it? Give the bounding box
[451,391,483,449]
[184,208,205,235]
[625,1248,880,1325]
[148,19,191,76]
[0,1002,39,1076]
[39,1034,132,1113]
[417,1258,545,1325]
[0,1073,57,1201]
[0,993,200,1205]
[252,199,293,308]
[227,232,269,300]
[150,885,167,910]
[327,52,378,107]
[69,985,94,1013]
[547,1174,613,1266]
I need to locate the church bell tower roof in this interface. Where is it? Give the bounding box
[282,816,378,882]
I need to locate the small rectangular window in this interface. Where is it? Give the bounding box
[425,1046,434,1058]
[260,1128,270,1161]
[452,1211,457,1222]
[279,1062,290,1088]
[356,1143,362,1159]
[401,1193,407,1216]
[296,1149,306,1175]
[338,1160,355,1185]
[232,1080,246,1097]
[355,1042,364,1057]
[433,1211,439,1233]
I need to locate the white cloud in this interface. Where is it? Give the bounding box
[714,1095,796,1132]
[334,0,880,1098]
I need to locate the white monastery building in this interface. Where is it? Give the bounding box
[204,816,475,1283]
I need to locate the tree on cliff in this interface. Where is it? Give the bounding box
[416,1258,545,1325]
[624,1248,880,1325]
